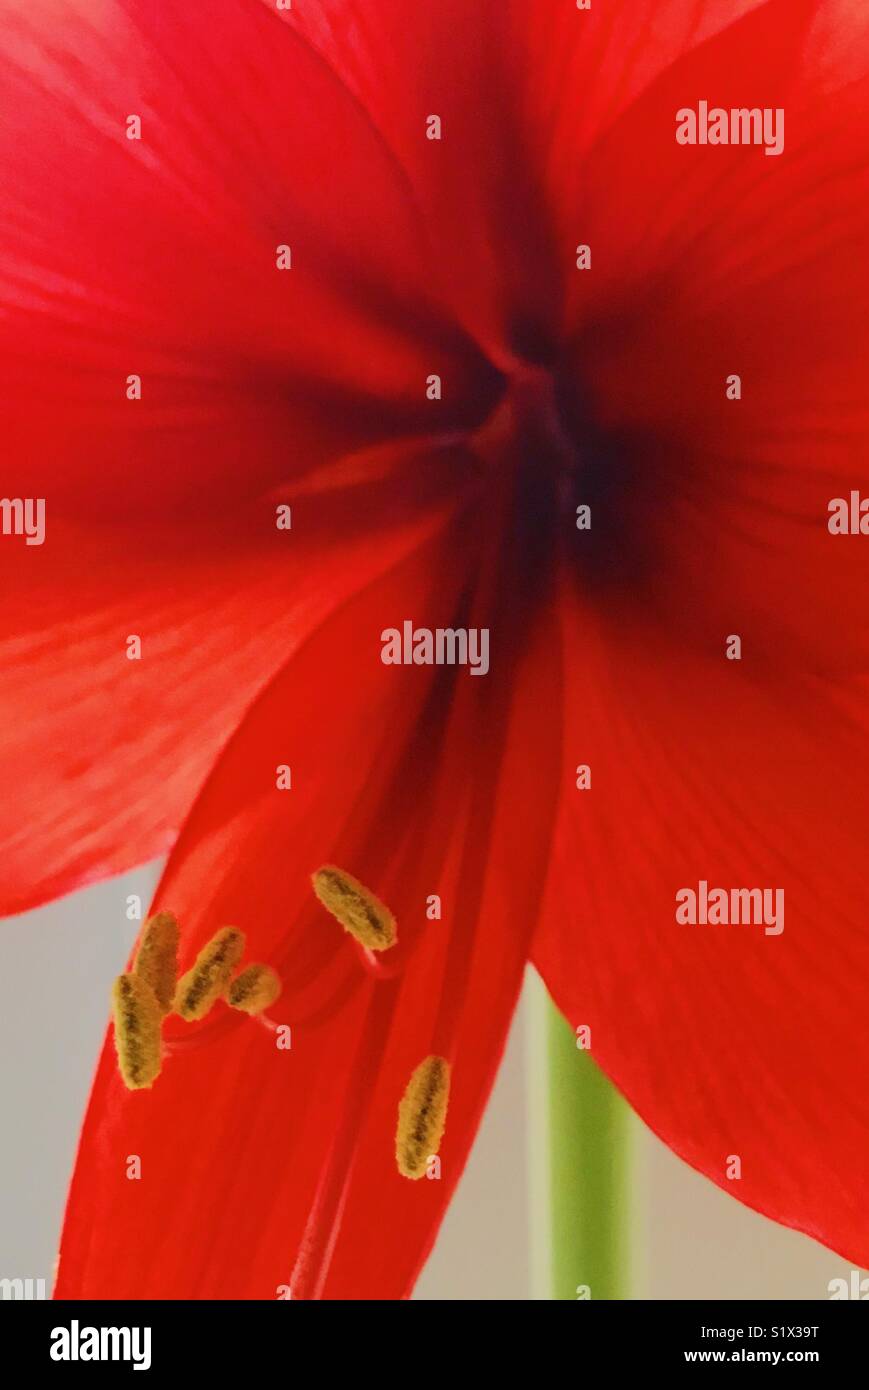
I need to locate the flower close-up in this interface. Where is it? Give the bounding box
[1,0,868,1302]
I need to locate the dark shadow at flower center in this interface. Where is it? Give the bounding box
[472,357,664,606]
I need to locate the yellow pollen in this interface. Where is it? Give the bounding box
[173,927,246,1021]
[226,963,282,1015]
[132,911,180,1016]
[396,1055,451,1179]
[111,973,163,1090]
[311,865,397,951]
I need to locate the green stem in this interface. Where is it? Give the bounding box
[528,972,631,1300]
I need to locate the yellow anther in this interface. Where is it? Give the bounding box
[311,865,397,952]
[111,973,163,1090]
[132,911,180,1016]
[226,963,282,1016]
[396,1055,450,1179]
[173,927,246,1021]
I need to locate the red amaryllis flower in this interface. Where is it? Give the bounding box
[2,0,868,1297]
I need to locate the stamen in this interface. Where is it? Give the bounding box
[132,911,180,1016]
[311,865,397,952]
[173,927,246,1021]
[226,963,282,1016]
[111,973,162,1090]
[396,1055,450,1179]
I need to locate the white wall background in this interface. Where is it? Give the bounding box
[0,865,857,1300]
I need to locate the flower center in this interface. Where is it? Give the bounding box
[470,352,661,603]
[474,360,579,498]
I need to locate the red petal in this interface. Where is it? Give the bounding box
[274,0,560,358]
[322,589,563,1298]
[56,519,563,1298]
[519,0,770,200]
[533,575,869,1268]
[0,0,492,514]
[56,978,369,1298]
[55,514,464,1296]
[562,0,869,672]
[0,463,459,915]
